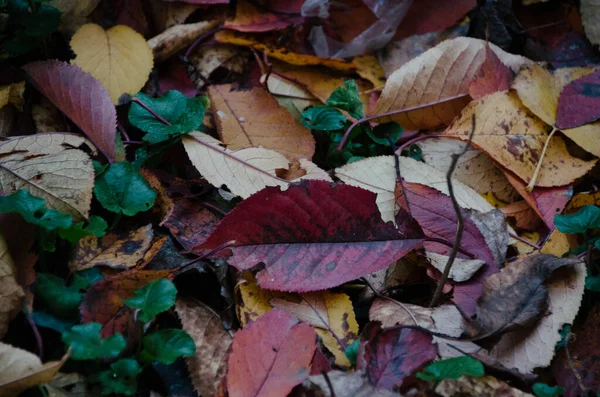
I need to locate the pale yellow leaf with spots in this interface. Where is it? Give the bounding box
[70,24,153,104]
[0,234,24,339]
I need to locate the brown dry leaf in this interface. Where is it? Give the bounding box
[426,252,485,282]
[69,224,153,271]
[444,91,596,187]
[70,24,153,104]
[353,54,387,88]
[139,170,174,226]
[149,0,199,30]
[0,134,94,221]
[0,233,24,339]
[300,370,398,397]
[182,131,331,198]
[263,73,319,120]
[209,84,315,161]
[371,37,531,130]
[417,138,519,203]
[501,201,542,231]
[0,107,14,137]
[435,376,534,397]
[49,0,99,33]
[271,291,359,367]
[214,30,356,72]
[0,81,25,111]
[512,64,600,157]
[32,97,69,133]
[175,299,232,397]
[149,20,222,62]
[189,45,246,87]
[0,344,69,397]
[581,0,600,46]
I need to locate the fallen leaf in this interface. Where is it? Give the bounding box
[263,73,319,120]
[175,299,232,397]
[68,224,154,271]
[226,309,316,397]
[148,21,222,62]
[435,375,534,397]
[371,37,531,130]
[426,252,485,282]
[182,132,330,199]
[139,169,174,225]
[214,30,356,72]
[201,180,423,292]
[49,0,99,32]
[444,91,595,187]
[556,68,600,128]
[299,370,398,397]
[224,0,302,32]
[0,134,94,221]
[209,84,315,161]
[353,54,387,88]
[189,45,246,87]
[163,199,220,252]
[0,344,69,397]
[70,24,153,104]
[23,60,117,162]
[271,290,359,367]
[31,97,69,133]
[393,0,476,39]
[581,0,600,47]
[501,201,543,231]
[469,44,512,99]
[0,233,25,338]
[149,0,199,31]
[360,324,437,390]
[0,81,25,110]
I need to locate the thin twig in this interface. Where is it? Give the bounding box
[424,237,476,258]
[526,126,557,192]
[173,240,236,276]
[509,232,541,250]
[321,371,336,397]
[131,97,172,126]
[362,277,419,326]
[184,27,223,59]
[565,332,587,394]
[429,115,476,308]
[117,121,130,142]
[336,94,469,151]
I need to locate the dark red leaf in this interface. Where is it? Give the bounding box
[362,324,437,390]
[393,0,476,39]
[201,180,423,292]
[557,69,600,128]
[227,309,316,397]
[23,61,117,162]
[469,44,512,99]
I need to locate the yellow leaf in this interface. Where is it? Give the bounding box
[0,234,24,339]
[444,91,596,187]
[236,271,295,327]
[70,24,153,104]
[540,229,571,257]
[371,37,531,130]
[353,54,386,88]
[0,82,25,111]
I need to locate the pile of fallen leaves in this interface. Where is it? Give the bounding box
[2,0,600,396]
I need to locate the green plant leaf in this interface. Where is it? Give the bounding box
[301,106,346,131]
[32,311,75,334]
[91,358,141,396]
[367,122,403,146]
[94,161,157,216]
[129,91,209,144]
[140,328,196,364]
[555,205,600,234]
[62,322,126,360]
[532,383,565,397]
[326,80,364,119]
[0,189,72,230]
[416,356,484,381]
[556,324,571,349]
[34,273,88,319]
[58,215,108,244]
[344,339,360,366]
[123,278,177,323]
[585,275,600,291]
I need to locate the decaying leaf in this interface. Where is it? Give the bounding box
[556,68,600,129]
[235,271,294,327]
[435,376,534,397]
[175,299,232,397]
[70,24,153,104]
[0,134,94,221]
[468,44,512,100]
[227,309,316,397]
[371,37,531,130]
[0,81,25,110]
[209,84,315,161]
[148,21,221,62]
[0,344,69,397]
[444,91,595,187]
[426,252,485,282]
[0,233,24,339]
[300,370,398,397]
[581,0,600,47]
[31,97,69,133]
[201,180,423,292]
[68,224,154,271]
[23,61,117,162]
[182,132,330,199]
[224,0,302,32]
[263,73,320,120]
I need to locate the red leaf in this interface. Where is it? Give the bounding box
[227,309,316,397]
[557,69,600,128]
[469,44,512,100]
[361,324,437,390]
[23,61,117,162]
[393,0,476,39]
[201,180,423,292]
[225,0,303,32]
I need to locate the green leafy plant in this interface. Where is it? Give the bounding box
[139,329,195,365]
[123,278,177,323]
[344,339,360,366]
[416,356,485,382]
[532,383,565,397]
[300,79,404,168]
[90,359,143,396]
[62,322,127,360]
[34,273,89,319]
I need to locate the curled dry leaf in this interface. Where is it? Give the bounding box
[182,132,330,199]
[23,61,117,162]
[175,299,232,397]
[226,309,316,397]
[444,91,596,187]
[68,224,154,271]
[0,343,69,397]
[189,45,246,87]
[209,84,315,161]
[0,134,94,221]
[0,233,24,339]
[201,180,423,292]
[148,21,221,62]
[300,370,398,397]
[70,24,153,104]
[224,0,302,32]
[263,73,319,120]
[371,37,531,130]
[426,252,485,282]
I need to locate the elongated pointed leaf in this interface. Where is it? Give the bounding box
[201,180,423,292]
